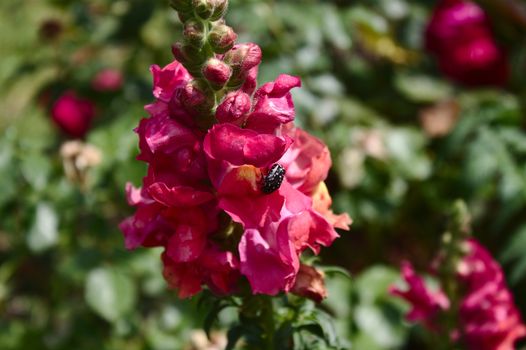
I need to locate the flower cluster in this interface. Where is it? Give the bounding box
[425,0,509,86]
[120,0,351,299]
[391,239,526,350]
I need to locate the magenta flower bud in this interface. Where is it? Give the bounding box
[241,66,258,95]
[183,20,206,48]
[223,43,262,88]
[172,42,187,62]
[216,91,251,125]
[208,23,237,54]
[180,80,214,114]
[202,58,232,89]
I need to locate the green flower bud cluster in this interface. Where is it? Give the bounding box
[169,0,245,126]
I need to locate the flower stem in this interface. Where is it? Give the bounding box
[261,296,275,350]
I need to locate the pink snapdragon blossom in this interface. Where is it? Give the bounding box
[51,91,96,138]
[391,239,526,349]
[425,0,509,86]
[121,37,350,298]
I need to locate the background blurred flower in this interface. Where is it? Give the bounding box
[51,91,96,138]
[392,238,526,349]
[91,68,123,92]
[425,0,509,86]
[60,140,102,188]
[419,100,460,137]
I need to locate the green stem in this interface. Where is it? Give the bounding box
[261,296,275,350]
[437,200,472,349]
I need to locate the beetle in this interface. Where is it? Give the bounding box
[261,164,285,194]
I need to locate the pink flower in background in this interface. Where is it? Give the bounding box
[458,239,526,350]
[391,239,526,349]
[389,261,449,327]
[425,0,509,86]
[51,91,96,138]
[91,68,123,92]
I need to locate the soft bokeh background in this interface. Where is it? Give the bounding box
[1,0,526,349]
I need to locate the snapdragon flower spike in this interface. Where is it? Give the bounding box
[120,0,350,300]
[391,239,526,349]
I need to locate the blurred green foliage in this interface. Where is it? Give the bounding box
[1,0,526,349]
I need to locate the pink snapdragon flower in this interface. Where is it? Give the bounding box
[391,239,526,349]
[202,73,350,295]
[51,91,96,138]
[425,0,509,86]
[120,36,350,298]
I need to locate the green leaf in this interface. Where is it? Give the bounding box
[85,267,137,322]
[20,153,51,192]
[501,225,526,283]
[394,73,453,103]
[384,128,431,180]
[312,310,339,347]
[355,266,400,304]
[27,202,59,253]
[204,302,231,337]
[322,7,351,50]
[322,266,352,280]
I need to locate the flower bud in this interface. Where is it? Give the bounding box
[291,265,328,303]
[168,88,194,126]
[169,0,192,12]
[202,58,232,89]
[192,0,214,19]
[180,79,215,115]
[192,0,228,20]
[172,42,189,63]
[223,43,262,88]
[171,42,206,76]
[208,23,237,54]
[177,11,193,23]
[209,0,228,21]
[183,19,206,48]
[241,66,258,95]
[216,91,251,125]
